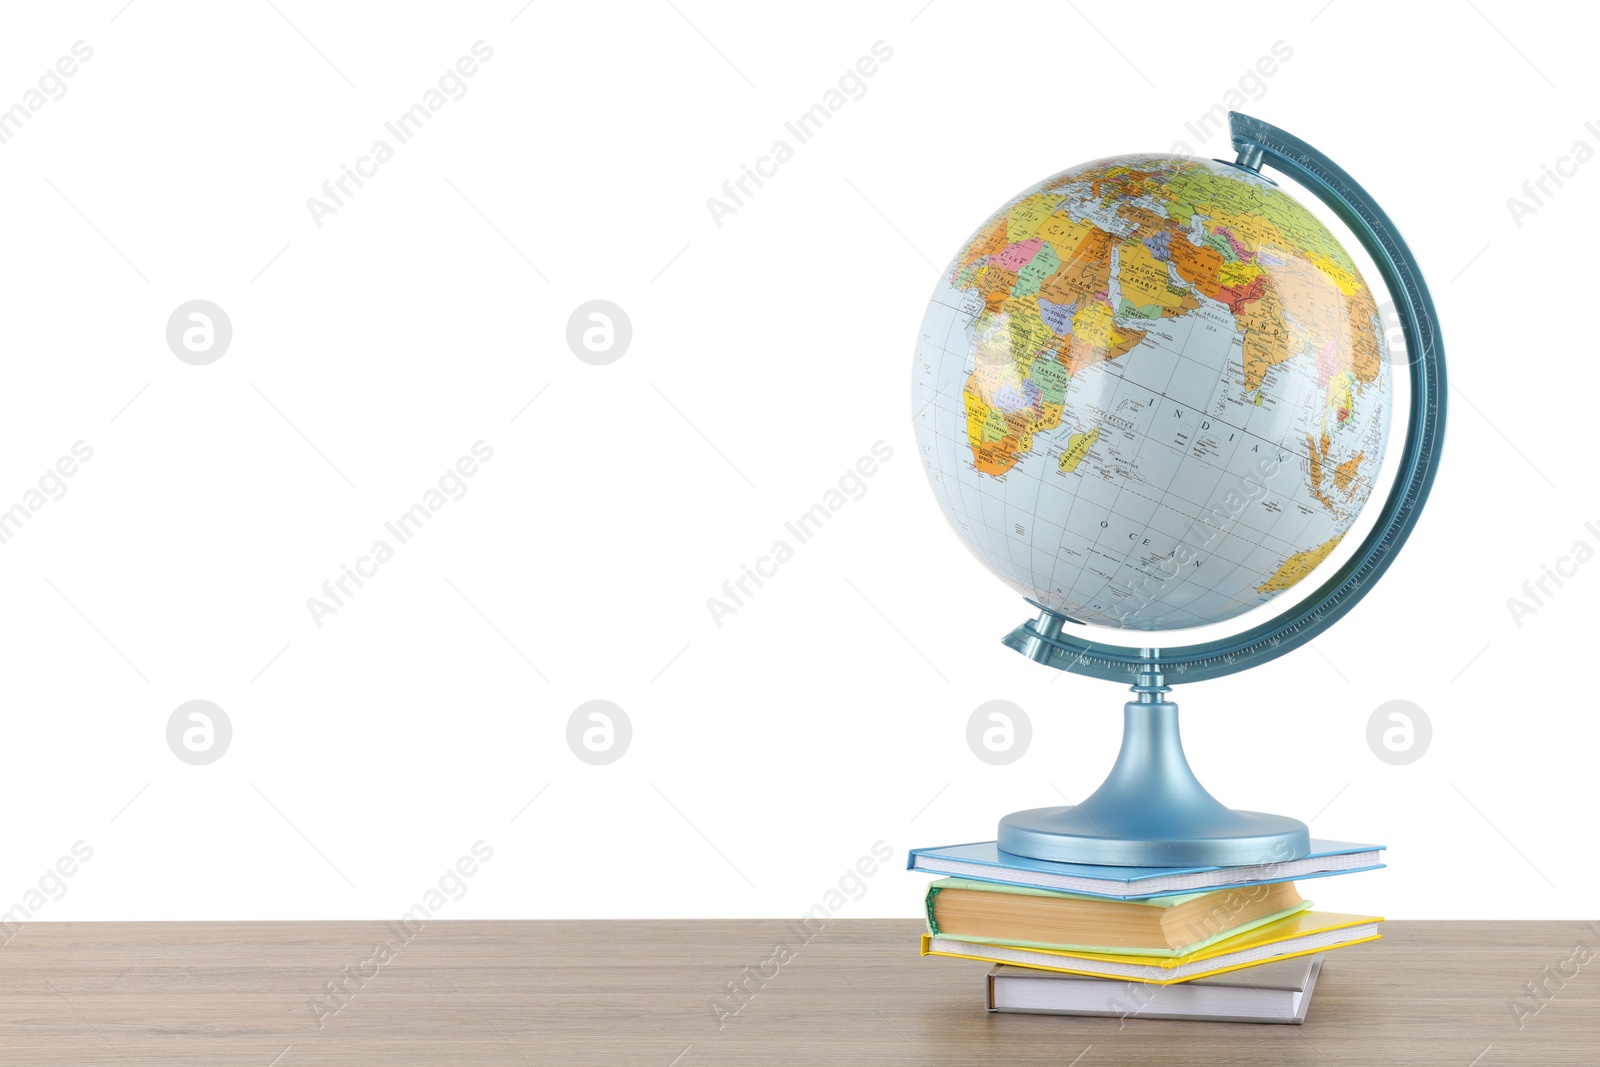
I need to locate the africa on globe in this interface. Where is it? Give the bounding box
[912,154,1392,631]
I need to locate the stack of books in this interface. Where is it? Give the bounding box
[908,839,1385,1024]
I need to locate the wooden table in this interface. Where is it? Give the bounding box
[0,920,1593,1064]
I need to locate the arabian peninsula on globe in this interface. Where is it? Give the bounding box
[913,155,1392,631]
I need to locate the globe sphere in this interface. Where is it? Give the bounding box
[912,155,1392,631]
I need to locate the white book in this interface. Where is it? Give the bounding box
[987,954,1322,1024]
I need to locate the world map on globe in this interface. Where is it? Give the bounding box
[913,154,1392,631]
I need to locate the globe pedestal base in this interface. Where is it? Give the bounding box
[997,695,1309,868]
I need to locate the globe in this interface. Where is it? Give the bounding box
[907,114,1448,867]
[912,153,1393,631]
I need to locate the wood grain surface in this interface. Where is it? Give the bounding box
[0,919,1592,1064]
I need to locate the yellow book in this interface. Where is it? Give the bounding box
[921,909,1381,985]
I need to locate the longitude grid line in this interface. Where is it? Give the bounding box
[1032,220,1110,607]
[1075,319,1196,614]
[1009,233,1096,592]
[1044,360,1133,610]
[1004,238,1145,601]
[1042,371,1117,610]
[1100,393,1260,621]
[1053,298,1237,614]
[1028,237,1149,604]
[1057,318,1199,616]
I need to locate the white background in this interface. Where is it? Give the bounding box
[0,0,1592,923]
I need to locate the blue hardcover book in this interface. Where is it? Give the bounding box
[907,840,1384,900]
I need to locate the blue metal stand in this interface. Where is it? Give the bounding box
[998,660,1308,866]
